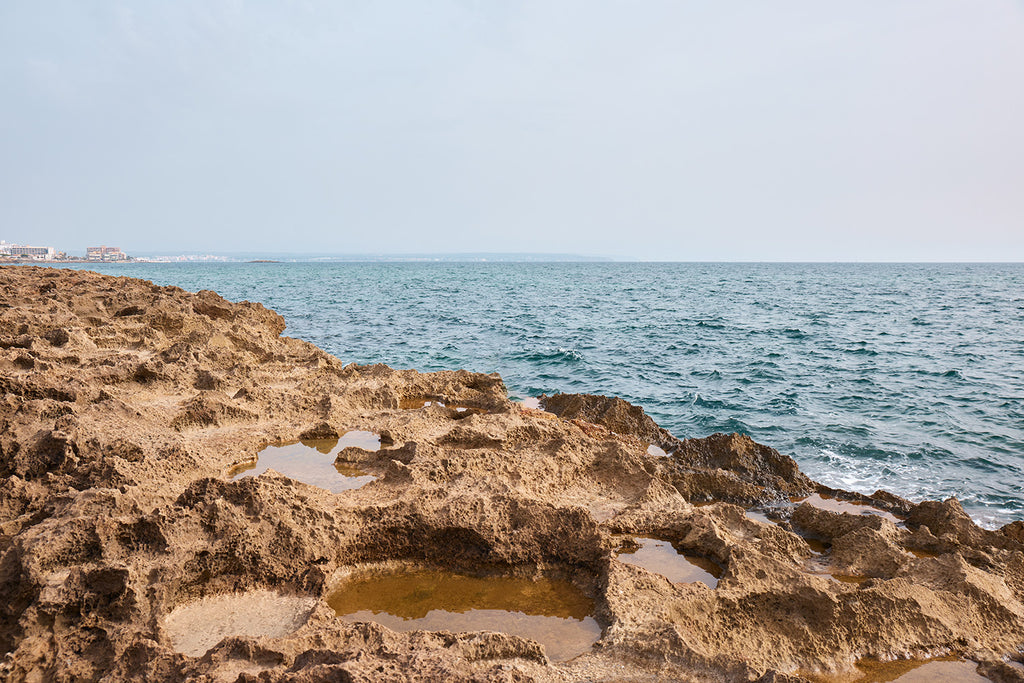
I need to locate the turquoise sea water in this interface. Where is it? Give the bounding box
[54,262,1024,528]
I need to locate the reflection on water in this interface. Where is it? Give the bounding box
[616,537,722,588]
[804,657,989,683]
[327,568,601,661]
[336,430,382,451]
[851,658,987,683]
[162,590,316,658]
[746,509,775,525]
[794,494,903,524]
[804,556,869,586]
[803,537,830,554]
[229,432,379,493]
[399,397,445,409]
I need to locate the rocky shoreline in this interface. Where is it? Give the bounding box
[1,266,1022,682]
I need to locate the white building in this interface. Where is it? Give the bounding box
[0,241,56,260]
[87,245,128,261]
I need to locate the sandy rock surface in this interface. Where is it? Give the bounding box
[1,266,1023,682]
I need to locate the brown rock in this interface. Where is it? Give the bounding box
[0,266,1021,683]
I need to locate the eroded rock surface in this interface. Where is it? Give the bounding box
[1,266,1022,682]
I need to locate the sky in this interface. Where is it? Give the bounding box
[2,1,1023,261]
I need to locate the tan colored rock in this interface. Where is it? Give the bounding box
[0,266,1021,682]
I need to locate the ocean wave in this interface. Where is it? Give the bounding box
[843,346,878,356]
[510,347,585,364]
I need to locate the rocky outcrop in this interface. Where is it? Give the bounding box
[1,266,1022,682]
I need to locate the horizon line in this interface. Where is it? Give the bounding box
[10,246,1024,264]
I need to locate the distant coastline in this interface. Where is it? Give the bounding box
[133,252,616,263]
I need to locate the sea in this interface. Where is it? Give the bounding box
[50,261,1024,529]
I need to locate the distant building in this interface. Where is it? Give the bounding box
[0,241,56,260]
[87,246,128,262]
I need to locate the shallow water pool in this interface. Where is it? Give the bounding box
[327,568,601,661]
[615,537,722,588]
[229,432,379,493]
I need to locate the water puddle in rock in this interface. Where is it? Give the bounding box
[341,430,382,450]
[615,537,722,588]
[745,509,775,525]
[229,433,379,493]
[849,657,987,682]
[793,494,903,524]
[517,396,556,419]
[400,397,486,415]
[327,568,601,661]
[799,535,869,585]
[400,397,446,409]
[646,444,669,457]
[163,590,316,657]
[805,558,869,586]
[804,537,830,554]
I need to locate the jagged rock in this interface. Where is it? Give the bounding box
[298,422,339,441]
[541,392,671,447]
[0,266,1021,682]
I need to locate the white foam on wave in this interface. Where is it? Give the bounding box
[555,347,585,362]
[803,448,1009,530]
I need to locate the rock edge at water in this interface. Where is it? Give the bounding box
[1,266,1022,682]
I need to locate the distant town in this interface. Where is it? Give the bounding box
[0,242,613,264]
[0,242,233,263]
[0,241,130,263]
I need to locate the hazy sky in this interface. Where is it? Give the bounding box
[2,2,1023,260]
